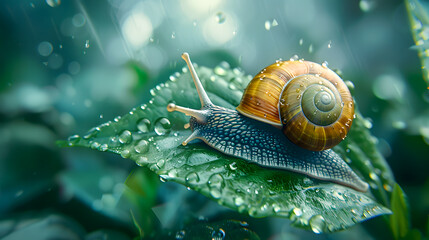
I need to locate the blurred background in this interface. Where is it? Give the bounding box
[0,0,428,239]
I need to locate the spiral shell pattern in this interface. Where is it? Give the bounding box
[236,60,354,151]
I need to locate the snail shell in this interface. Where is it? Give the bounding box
[237,61,354,151]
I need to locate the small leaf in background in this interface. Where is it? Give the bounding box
[406,0,429,87]
[388,183,425,240]
[390,184,410,239]
[59,62,394,233]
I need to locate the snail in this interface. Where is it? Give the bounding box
[167,53,368,192]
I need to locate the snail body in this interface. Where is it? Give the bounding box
[167,53,368,192]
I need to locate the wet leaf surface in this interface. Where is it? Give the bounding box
[58,62,393,233]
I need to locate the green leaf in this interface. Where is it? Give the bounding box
[406,0,429,87]
[58,62,393,233]
[390,184,410,239]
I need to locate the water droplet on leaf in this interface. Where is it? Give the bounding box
[211,228,225,240]
[309,215,326,234]
[137,118,151,133]
[121,149,130,158]
[134,139,149,153]
[118,130,132,144]
[185,172,200,185]
[99,144,108,151]
[154,117,171,135]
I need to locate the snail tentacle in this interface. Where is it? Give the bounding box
[182,129,200,146]
[182,52,212,107]
[167,103,208,123]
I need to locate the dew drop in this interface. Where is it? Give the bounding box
[233,68,243,75]
[328,40,332,48]
[332,191,345,201]
[299,38,304,45]
[84,40,90,48]
[215,12,226,24]
[175,230,186,240]
[228,83,237,90]
[46,0,60,7]
[290,54,299,61]
[308,44,313,53]
[136,156,148,166]
[229,162,237,170]
[156,159,165,168]
[309,215,326,234]
[154,117,171,135]
[290,207,303,220]
[359,0,376,12]
[99,144,108,151]
[234,196,244,206]
[270,203,280,213]
[207,174,225,199]
[214,66,227,76]
[185,172,200,185]
[322,61,328,68]
[118,130,132,144]
[171,32,176,39]
[272,19,278,27]
[264,20,271,30]
[383,183,393,192]
[211,228,225,240]
[67,135,81,145]
[121,149,130,158]
[137,118,151,133]
[168,169,178,178]
[210,188,222,199]
[83,127,100,139]
[159,176,167,182]
[134,139,149,153]
[369,172,379,181]
[363,118,373,129]
[90,141,100,149]
[345,80,355,90]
